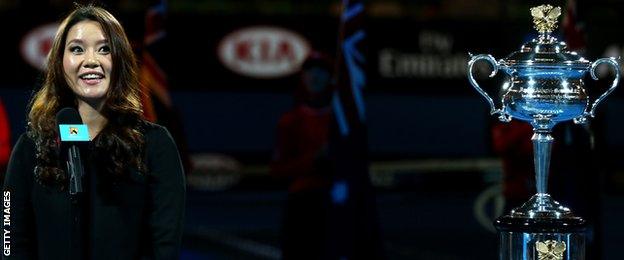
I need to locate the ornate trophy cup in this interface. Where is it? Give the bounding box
[467,4,621,260]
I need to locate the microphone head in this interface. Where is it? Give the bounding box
[56,107,83,125]
[56,107,90,142]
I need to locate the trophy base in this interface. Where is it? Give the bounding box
[494,194,586,260]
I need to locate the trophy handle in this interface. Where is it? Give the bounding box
[467,53,511,122]
[578,57,621,123]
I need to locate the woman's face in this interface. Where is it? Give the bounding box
[63,20,112,106]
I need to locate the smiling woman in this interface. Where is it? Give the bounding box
[63,20,112,106]
[2,5,185,260]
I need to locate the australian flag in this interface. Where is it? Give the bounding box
[140,0,192,173]
[327,0,384,259]
[140,0,171,122]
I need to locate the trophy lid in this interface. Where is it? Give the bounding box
[499,5,591,69]
[509,193,576,219]
[495,194,586,233]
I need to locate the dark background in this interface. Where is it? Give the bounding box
[3,0,624,259]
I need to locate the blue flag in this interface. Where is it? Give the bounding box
[328,1,384,259]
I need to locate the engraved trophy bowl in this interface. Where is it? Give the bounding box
[466,4,621,260]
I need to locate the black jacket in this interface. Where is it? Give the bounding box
[2,123,185,260]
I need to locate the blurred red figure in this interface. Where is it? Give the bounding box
[0,99,10,178]
[491,120,534,210]
[270,52,334,259]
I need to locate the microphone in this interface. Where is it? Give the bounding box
[56,108,90,195]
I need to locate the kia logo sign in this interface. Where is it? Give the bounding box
[218,26,311,78]
[21,23,59,71]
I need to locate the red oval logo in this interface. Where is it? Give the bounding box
[20,23,59,71]
[218,26,311,78]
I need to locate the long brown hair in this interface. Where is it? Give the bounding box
[29,5,146,187]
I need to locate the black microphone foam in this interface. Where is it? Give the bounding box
[56,107,83,125]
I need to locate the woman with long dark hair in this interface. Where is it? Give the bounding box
[3,5,185,259]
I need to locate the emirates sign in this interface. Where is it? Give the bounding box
[218,26,310,78]
[21,23,59,71]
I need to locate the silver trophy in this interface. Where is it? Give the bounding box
[467,4,620,260]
